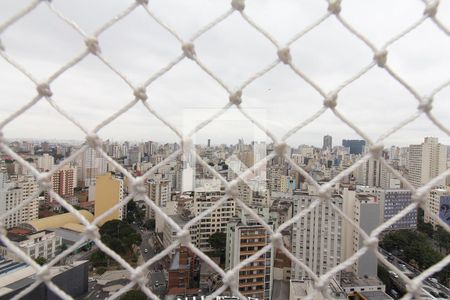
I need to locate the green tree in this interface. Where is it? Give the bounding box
[120,289,147,300]
[91,250,108,267]
[434,226,450,254]
[99,220,142,256]
[208,232,226,251]
[35,257,47,266]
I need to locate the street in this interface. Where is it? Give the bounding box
[140,230,167,298]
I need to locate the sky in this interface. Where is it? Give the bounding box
[0,0,449,147]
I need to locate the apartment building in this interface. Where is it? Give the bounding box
[225,215,273,300]
[0,175,39,229]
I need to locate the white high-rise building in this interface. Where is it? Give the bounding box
[343,191,380,277]
[408,137,447,188]
[291,190,343,280]
[36,153,54,172]
[0,175,39,229]
[79,148,109,187]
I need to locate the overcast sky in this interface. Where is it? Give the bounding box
[0,0,449,147]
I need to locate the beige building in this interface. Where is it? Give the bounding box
[21,210,94,233]
[146,177,171,219]
[36,153,54,172]
[408,137,447,188]
[94,173,124,226]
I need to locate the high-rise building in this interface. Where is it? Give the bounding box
[94,173,124,226]
[36,153,54,172]
[291,190,343,280]
[146,178,171,219]
[79,148,109,187]
[425,187,450,228]
[225,215,273,300]
[193,189,235,250]
[343,192,379,277]
[48,164,77,202]
[323,135,332,151]
[357,187,416,231]
[380,189,415,231]
[128,146,141,165]
[408,137,447,188]
[342,140,366,155]
[0,175,39,229]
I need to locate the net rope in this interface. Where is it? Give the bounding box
[0,0,449,299]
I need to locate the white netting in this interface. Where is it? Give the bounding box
[0,0,449,299]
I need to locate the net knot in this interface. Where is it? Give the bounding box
[231,0,245,11]
[181,137,193,155]
[374,50,387,67]
[318,187,331,200]
[182,42,196,59]
[328,0,341,14]
[176,229,190,245]
[363,237,379,251]
[314,278,329,293]
[136,0,148,5]
[424,0,439,17]
[277,47,292,64]
[412,190,426,205]
[323,92,337,109]
[132,178,147,196]
[130,269,147,286]
[229,90,242,105]
[36,83,53,97]
[223,271,237,287]
[86,133,102,149]
[84,224,100,240]
[274,142,288,157]
[85,38,101,54]
[271,232,283,249]
[0,131,5,144]
[418,98,432,113]
[369,144,384,159]
[225,183,239,198]
[134,87,148,101]
[36,267,52,282]
[406,282,422,298]
[37,173,52,191]
[0,39,4,51]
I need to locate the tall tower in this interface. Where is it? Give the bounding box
[291,190,343,280]
[323,135,332,151]
[408,137,447,188]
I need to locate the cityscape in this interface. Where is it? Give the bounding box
[0,135,448,300]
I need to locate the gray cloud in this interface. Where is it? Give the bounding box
[0,0,449,147]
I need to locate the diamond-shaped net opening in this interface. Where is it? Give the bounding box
[0,0,449,299]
